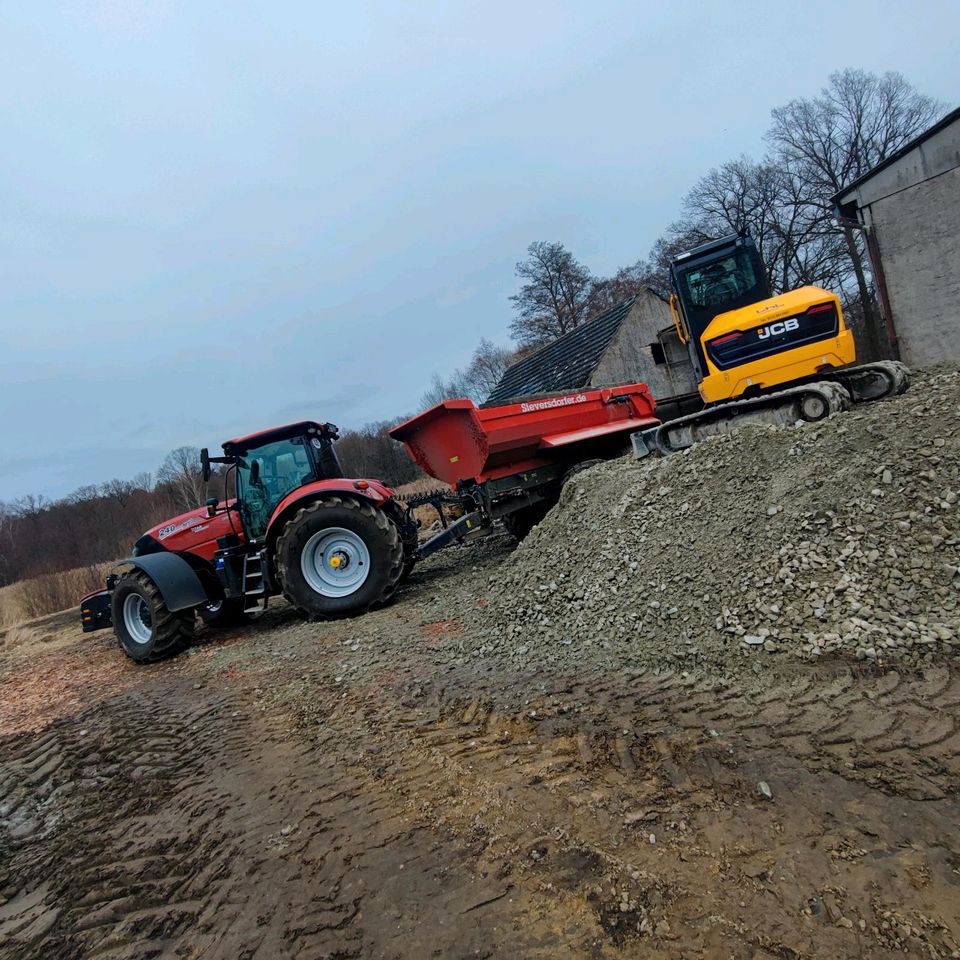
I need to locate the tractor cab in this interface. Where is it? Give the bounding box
[205,421,343,541]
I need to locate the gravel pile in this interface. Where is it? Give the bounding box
[472,368,960,680]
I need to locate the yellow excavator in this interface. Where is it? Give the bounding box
[637,233,909,453]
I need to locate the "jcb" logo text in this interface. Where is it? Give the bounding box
[757,317,799,340]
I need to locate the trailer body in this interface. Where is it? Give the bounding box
[392,383,657,485]
[390,383,658,550]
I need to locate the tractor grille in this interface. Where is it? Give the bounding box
[706,303,839,371]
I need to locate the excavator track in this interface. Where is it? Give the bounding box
[831,359,911,401]
[635,361,910,456]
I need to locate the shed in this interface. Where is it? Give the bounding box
[834,106,960,367]
[486,288,698,416]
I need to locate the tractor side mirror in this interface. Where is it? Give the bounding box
[205,497,219,517]
[200,448,211,482]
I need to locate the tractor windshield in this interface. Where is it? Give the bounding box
[236,436,316,539]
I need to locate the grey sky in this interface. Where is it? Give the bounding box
[1,0,957,502]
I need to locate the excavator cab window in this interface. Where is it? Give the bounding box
[676,248,764,315]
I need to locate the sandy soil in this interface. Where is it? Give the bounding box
[2,537,959,959]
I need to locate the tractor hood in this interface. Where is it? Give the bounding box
[137,500,242,562]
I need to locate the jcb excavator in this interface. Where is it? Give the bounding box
[636,233,909,453]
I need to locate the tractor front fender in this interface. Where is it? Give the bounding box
[115,552,210,612]
[265,480,393,542]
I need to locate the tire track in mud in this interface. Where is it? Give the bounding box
[4,619,960,959]
[1,686,239,959]
[0,679,556,960]
[340,662,960,957]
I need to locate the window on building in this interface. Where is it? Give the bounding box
[649,342,667,365]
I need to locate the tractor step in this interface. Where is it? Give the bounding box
[242,550,267,612]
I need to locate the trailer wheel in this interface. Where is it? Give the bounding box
[199,598,255,628]
[503,501,553,542]
[276,497,403,618]
[563,459,603,484]
[112,570,195,663]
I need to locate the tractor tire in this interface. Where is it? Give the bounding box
[112,569,195,664]
[276,497,403,619]
[199,597,255,628]
[399,556,417,583]
[502,500,553,542]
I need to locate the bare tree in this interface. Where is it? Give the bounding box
[674,157,850,297]
[157,446,206,511]
[419,371,468,408]
[463,338,515,398]
[64,484,100,505]
[11,494,49,517]
[646,226,713,294]
[767,69,942,357]
[100,478,136,506]
[584,259,656,319]
[335,421,423,486]
[421,338,518,406]
[509,242,593,346]
[132,471,154,491]
[0,501,12,585]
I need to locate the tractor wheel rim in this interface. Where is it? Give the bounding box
[300,527,370,598]
[123,593,153,645]
[205,601,222,615]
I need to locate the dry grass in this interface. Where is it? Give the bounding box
[394,478,451,497]
[0,481,455,633]
[0,563,112,630]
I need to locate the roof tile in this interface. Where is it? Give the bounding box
[485,296,638,404]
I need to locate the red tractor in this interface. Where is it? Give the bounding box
[81,421,417,662]
[81,383,659,663]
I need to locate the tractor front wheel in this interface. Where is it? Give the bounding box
[112,570,195,663]
[276,497,403,619]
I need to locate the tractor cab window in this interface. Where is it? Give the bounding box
[236,437,315,539]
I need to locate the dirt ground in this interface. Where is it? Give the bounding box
[2,535,959,959]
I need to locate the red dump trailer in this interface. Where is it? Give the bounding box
[390,383,658,554]
[78,383,658,663]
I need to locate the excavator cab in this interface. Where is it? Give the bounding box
[669,234,770,383]
[669,233,857,404]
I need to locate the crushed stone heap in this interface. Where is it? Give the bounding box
[474,368,960,681]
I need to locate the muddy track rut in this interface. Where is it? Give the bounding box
[0,676,564,959]
[2,540,960,958]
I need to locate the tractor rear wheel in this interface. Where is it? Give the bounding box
[112,570,195,663]
[276,497,403,619]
